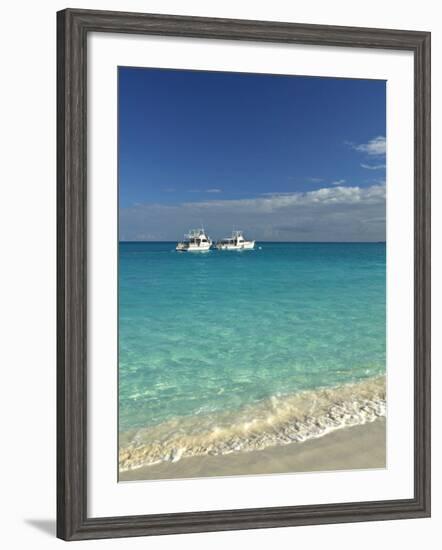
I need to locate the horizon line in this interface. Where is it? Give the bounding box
[119,240,386,244]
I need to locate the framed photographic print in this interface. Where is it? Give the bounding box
[57,8,431,541]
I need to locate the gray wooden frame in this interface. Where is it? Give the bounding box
[57,8,431,541]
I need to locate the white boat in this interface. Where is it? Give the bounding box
[215,230,255,250]
[176,228,212,252]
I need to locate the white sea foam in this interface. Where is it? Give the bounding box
[119,375,386,472]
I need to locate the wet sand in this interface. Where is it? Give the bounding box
[119,417,386,482]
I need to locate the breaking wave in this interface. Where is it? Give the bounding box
[119,375,386,472]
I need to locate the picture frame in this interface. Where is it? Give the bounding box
[57,8,431,541]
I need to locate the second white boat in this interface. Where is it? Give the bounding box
[215,231,255,250]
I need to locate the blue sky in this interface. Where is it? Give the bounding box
[119,67,386,241]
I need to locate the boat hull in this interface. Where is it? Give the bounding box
[216,241,255,250]
[176,243,212,252]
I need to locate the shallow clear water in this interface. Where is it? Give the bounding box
[119,242,386,442]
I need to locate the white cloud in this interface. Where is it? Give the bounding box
[188,188,223,194]
[351,136,386,156]
[193,184,384,210]
[360,163,386,170]
[260,192,297,197]
[120,183,386,242]
[331,179,346,186]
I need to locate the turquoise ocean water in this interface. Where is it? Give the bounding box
[119,242,386,470]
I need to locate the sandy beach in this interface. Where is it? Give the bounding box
[119,417,385,482]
